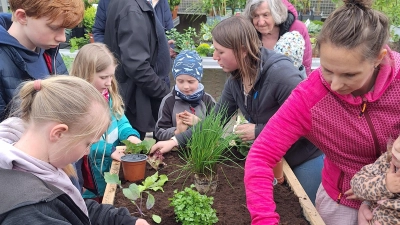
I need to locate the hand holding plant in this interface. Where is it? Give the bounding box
[175,113,189,134]
[235,123,256,141]
[178,110,201,126]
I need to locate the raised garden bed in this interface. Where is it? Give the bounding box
[103,150,324,225]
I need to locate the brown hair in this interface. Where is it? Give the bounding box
[9,0,84,28]
[16,76,110,176]
[212,16,261,85]
[70,43,125,119]
[316,0,390,62]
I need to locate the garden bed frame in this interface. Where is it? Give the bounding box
[102,158,325,225]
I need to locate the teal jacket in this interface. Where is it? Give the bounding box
[83,98,139,198]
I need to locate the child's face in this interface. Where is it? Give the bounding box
[176,74,199,95]
[391,137,400,168]
[92,65,115,94]
[23,15,66,50]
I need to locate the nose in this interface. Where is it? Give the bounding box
[55,28,66,43]
[212,50,219,61]
[105,77,112,87]
[329,75,343,92]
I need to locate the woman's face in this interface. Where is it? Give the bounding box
[252,1,276,35]
[319,43,380,96]
[212,39,239,72]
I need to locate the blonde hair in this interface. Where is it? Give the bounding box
[70,43,125,119]
[212,16,261,86]
[9,0,84,28]
[16,76,110,176]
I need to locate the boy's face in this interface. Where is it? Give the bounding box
[176,74,199,96]
[23,16,66,50]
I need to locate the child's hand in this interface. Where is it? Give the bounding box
[175,113,189,134]
[179,110,200,126]
[150,140,177,154]
[386,162,400,193]
[234,123,256,141]
[127,135,141,144]
[135,218,150,225]
[111,148,125,161]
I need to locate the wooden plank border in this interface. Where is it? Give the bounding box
[102,160,121,205]
[282,158,325,225]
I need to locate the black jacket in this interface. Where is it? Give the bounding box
[0,13,68,121]
[104,0,171,132]
[0,169,138,225]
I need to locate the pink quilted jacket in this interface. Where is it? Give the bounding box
[244,48,400,224]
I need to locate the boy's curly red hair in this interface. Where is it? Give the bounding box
[9,0,84,28]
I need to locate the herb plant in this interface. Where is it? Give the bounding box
[104,171,168,223]
[166,27,198,53]
[69,35,89,52]
[83,6,96,34]
[121,139,155,155]
[169,184,218,225]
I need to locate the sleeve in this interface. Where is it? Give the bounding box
[155,95,177,141]
[0,70,7,121]
[350,153,396,201]
[86,199,138,224]
[244,86,312,224]
[92,0,108,43]
[162,0,174,31]
[117,114,140,140]
[117,11,170,99]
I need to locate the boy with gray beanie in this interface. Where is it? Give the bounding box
[155,50,215,141]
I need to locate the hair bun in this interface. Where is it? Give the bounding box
[343,0,373,9]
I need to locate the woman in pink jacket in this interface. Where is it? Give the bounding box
[244,0,400,224]
[243,0,312,75]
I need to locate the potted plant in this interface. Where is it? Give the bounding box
[168,0,181,19]
[169,184,218,225]
[83,6,97,43]
[180,106,237,194]
[105,171,168,224]
[120,139,155,182]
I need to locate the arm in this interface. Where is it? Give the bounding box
[117,114,140,140]
[92,0,109,43]
[117,12,169,99]
[351,152,396,200]
[155,95,178,141]
[244,87,312,224]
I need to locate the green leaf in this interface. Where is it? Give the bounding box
[152,214,161,224]
[146,193,155,209]
[123,183,140,201]
[103,172,121,185]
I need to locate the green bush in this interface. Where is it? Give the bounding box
[169,184,218,225]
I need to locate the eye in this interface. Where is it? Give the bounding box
[344,73,355,77]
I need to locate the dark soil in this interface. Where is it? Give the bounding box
[114,150,309,225]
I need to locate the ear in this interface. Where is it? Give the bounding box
[374,48,387,67]
[49,124,69,142]
[13,9,28,25]
[241,46,248,58]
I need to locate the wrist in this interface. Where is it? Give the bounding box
[170,136,178,146]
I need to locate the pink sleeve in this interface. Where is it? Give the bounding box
[289,20,312,75]
[244,86,312,224]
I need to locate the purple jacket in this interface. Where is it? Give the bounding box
[282,0,312,75]
[244,47,400,224]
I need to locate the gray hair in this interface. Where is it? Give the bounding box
[242,0,288,25]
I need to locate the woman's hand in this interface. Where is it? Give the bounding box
[235,123,256,141]
[127,135,141,144]
[135,218,150,225]
[175,113,189,134]
[179,111,201,126]
[386,162,400,193]
[111,146,125,161]
[344,189,362,200]
[150,139,177,154]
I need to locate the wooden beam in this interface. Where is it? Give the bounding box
[282,158,325,225]
[102,159,121,205]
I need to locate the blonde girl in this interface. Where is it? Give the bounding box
[70,43,141,200]
[0,76,148,224]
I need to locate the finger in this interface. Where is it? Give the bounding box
[344,189,353,196]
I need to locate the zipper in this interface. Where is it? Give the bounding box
[336,171,344,204]
[364,111,381,157]
[358,99,367,118]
